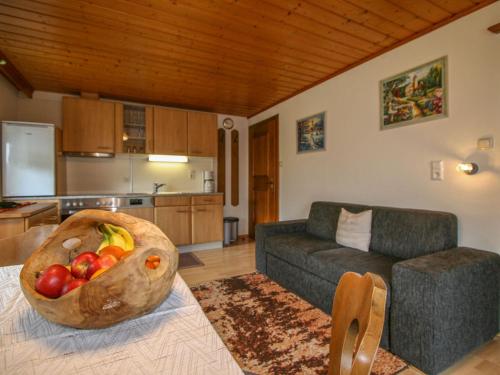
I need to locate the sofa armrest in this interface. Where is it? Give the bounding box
[391,247,500,374]
[255,219,307,273]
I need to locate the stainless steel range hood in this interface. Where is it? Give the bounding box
[64,152,114,158]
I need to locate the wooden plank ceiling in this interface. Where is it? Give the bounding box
[0,0,495,117]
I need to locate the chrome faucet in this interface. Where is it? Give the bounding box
[153,183,166,193]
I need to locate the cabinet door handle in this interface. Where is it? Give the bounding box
[194,209,207,212]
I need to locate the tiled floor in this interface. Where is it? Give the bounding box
[179,241,500,375]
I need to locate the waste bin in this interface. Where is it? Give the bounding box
[223,217,239,246]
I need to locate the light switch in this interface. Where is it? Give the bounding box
[431,160,444,181]
[477,137,494,150]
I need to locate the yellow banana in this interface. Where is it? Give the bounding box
[107,224,134,251]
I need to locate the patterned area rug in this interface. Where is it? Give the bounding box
[191,273,408,375]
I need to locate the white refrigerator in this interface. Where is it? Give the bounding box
[2,121,55,197]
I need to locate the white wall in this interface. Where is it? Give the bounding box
[217,115,249,236]
[0,75,18,121]
[250,3,500,253]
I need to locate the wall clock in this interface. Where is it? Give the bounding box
[222,117,234,130]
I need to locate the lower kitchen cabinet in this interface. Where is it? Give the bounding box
[191,204,223,244]
[154,194,223,246]
[155,206,192,246]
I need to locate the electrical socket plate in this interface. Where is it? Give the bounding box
[431,160,444,181]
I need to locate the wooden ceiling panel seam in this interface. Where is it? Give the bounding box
[426,0,479,14]
[258,0,398,47]
[247,0,496,117]
[127,0,371,61]
[304,0,416,38]
[0,20,334,86]
[0,48,33,97]
[341,0,433,32]
[0,30,329,88]
[0,40,307,93]
[0,5,345,78]
[43,0,361,69]
[209,0,380,55]
[383,0,453,24]
[11,61,295,105]
[9,0,353,73]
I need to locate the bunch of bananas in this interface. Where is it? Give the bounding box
[97,224,134,252]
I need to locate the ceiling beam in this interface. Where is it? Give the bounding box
[488,23,500,34]
[0,50,33,98]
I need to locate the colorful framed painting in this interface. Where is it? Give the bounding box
[297,111,326,153]
[380,56,448,130]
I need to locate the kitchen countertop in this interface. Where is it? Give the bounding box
[5,192,223,200]
[0,203,57,219]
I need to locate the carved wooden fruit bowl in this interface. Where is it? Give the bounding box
[20,209,178,329]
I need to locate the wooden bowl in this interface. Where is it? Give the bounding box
[20,209,179,329]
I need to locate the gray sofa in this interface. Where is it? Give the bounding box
[256,201,500,375]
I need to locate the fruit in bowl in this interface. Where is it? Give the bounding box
[20,209,178,329]
[35,264,73,298]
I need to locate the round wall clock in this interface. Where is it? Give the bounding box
[222,117,234,130]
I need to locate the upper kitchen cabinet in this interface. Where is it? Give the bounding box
[115,104,154,154]
[153,107,188,155]
[187,112,217,157]
[62,97,116,154]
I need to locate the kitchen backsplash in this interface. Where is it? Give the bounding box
[65,154,214,194]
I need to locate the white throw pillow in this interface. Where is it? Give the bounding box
[335,208,372,251]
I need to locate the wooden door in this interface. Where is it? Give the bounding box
[154,206,192,245]
[248,115,279,238]
[191,204,223,243]
[187,112,217,157]
[153,107,188,155]
[62,97,115,153]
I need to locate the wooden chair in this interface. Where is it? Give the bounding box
[0,225,57,267]
[328,272,387,375]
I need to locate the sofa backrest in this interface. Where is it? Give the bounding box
[306,201,458,259]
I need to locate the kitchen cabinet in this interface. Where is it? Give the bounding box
[154,194,223,246]
[187,112,217,157]
[153,107,188,155]
[155,206,192,245]
[191,204,223,244]
[115,105,154,154]
[0,203,59,240]
[62,97,116,154]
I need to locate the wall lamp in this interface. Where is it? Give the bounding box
[148,155,188,163]
[456,162,479,175]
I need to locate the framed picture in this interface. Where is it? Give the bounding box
[380,56,448,130]
[297,111,326,153]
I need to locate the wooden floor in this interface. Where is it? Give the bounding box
[179,242,500,375]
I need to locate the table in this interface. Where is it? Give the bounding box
[0,265,243,375]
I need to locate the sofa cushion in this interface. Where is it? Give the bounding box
[371,206,457,259]
[306,201,371,241]
[265,232,339,269]
[307,248,402,306]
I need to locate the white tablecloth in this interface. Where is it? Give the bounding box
[0,266,243,375]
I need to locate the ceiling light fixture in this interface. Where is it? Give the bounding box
[0,59,7,66]
[148,155,188,163]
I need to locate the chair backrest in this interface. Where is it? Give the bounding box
[328,272,387,375]
[0,225,57,267]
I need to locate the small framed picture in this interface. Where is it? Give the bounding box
[380,56,448,130]
[297,111,326,153]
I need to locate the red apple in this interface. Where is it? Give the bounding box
[71,252,99,279]
[35,264,73,298]
[61,278,87,295]
[86,254,118,279]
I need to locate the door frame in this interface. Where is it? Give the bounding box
[248,115,279,238]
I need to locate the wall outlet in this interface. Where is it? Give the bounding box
[431,160,444,181]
